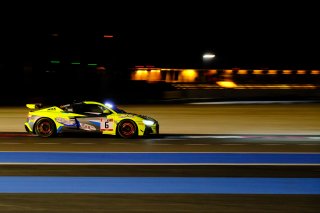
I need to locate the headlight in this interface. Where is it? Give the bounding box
[143,119,154,126]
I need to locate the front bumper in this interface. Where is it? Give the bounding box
[144,123,159,136]
[24,123,32,133]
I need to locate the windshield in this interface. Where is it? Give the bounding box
[102,105,126,113]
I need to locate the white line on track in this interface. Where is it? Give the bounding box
[71,143,94,145]
[221,144,246,146]
[298,144,318,146]
[34,143,60,145]
[177,136,245,139]
[185,144,209,146]
[109,143,132,145]
[261,144,283,146]
[0,151,319,154]
[0,163,319,166]
[0,143,22,144]
[151,144,173,146]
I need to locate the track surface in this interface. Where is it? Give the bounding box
[0,104,319,212]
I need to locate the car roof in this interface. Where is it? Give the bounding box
[72,101,103,106]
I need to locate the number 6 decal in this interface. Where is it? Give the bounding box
[101,118,114,131]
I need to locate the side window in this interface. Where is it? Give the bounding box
[60,104,73,112]
[66,106,73,112]
[72,104,101,115]
[82,104,103,116]
[72,104,83,114]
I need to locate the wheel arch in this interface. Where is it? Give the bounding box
[33,117,58,137]
[116,118,139,138]
[33,117,57,132]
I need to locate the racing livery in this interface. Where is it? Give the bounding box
[24,101,159,138]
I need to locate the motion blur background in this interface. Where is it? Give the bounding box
[0,3,319,212]
[1,2,319,105]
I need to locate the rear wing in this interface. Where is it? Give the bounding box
[26,103,43,111]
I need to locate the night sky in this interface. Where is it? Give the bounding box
[0,1,319,104]
[1,1,318,70]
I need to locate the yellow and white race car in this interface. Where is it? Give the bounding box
[24,101,159,138]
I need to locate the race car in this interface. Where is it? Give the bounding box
[24,101,159,138]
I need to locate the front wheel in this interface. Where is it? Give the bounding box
[34,118,56,137]
[117,119,138,139]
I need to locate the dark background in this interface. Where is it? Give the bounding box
[1,1,319,104]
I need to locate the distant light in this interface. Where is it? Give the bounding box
[180,70,198,82]
[50,60,60,64]
[297,70,306,75]
[238,70,248,75]
[136,70,148,74]
[51,33,59,37]
[224,70,233,74]
[97,66,106,71]
[208,69,217,75]
[71,62,80,65]
[203,53,215,59]
[268,70,277,75]
[216,81,237,88]
[253,70,263,75]
[88,63,97,66]
[103,35,114,38]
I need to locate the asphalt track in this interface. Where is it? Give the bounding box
[1,103,320,134]
[0,103,319,212]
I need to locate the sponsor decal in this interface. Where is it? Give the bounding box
[80,123,96,131]
[119,114,135,118]
[56,117,76,126]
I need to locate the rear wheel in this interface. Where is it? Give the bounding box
[117,119,138,139]
[34,118,56,137]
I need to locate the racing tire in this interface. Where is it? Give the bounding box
[117,119,138,139]
[34,118,56,138]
